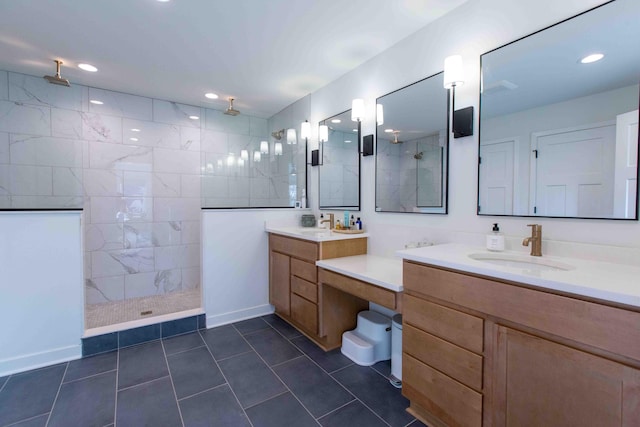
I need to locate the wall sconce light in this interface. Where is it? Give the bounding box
[226,153,235,166]
[240,149,249,161]
[300,120,311,140]
[443,54,474,138]
[286,128,297,145]
[237,158,245,167]
[318,124,329,143]
[274,142,283,155]
[351,99,365,122]
[312,123,329,166]
[253,150,261,162]
[260,140,269,154]
[376,104,384,126]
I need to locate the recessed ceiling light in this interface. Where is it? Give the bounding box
[580,53,604,64]
[131,128,141,132]
[352,129,358,132]
[331,119,341,123]
[189,115,199,120]
[90,100,103,105]
[205,92,218,99]
[384,129,394,133]
[156,0,171,2]
[78,63,98,72]
[130,137,138,142]
[344,140,352,143]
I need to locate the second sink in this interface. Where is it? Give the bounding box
[468,252,575,272]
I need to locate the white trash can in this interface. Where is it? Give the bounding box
[390,314,403,388]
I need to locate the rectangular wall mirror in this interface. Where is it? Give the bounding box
[375,72,449,214]
[318,109,360,209]
[479,0,639,219]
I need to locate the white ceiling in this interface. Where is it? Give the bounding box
[0,0,467,118]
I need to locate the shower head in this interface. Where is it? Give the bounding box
[271,129,285,140]
[43,60,70,87]
[390,131,403,144]
[224,97,240,116]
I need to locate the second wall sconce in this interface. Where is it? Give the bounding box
[443,55,474,138]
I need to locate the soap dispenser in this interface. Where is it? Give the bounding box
[486,223,505,252]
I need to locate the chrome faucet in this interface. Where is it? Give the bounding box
[522,224,542,256]
[320,213,334,230]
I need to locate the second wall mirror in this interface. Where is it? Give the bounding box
[376,72,449,213]
[318,109,360,209]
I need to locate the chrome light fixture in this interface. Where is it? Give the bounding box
[443,55,473,138]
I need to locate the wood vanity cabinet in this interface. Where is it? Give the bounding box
[402,260,640,427]
[268,233,367,349]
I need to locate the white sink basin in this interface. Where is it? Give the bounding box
[298,228,331,236]
[468,253,575,272]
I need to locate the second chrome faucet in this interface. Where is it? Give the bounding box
[522,224,542,256]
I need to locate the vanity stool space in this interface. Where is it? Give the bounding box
[400,255,640,427]
[268,232,368,350]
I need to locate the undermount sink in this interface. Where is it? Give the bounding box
[298,228,331,236]
[468,252,575,272]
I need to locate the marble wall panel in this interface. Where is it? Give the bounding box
[0,165,9,196]
[153,197,200,221]
[9,72,84,110]
[122,196,153,222]
[123,118,180,149]
[181,267,200,290]
[89,141,153,171]
[88,88,153,121]
[86,276,125,304]
[9,134,83,167]
[180,127,200,151]
[9,164,52,195]
[250,116,268,137]
[180,174,200,198]
[0,132,9,163]
[85,223,125,252]
[0,71,7,100]
[81,112,123,144]
[83,169,124,196]
[201,129,227,153]
[180,221,200,244]
[51,108,83,139]
[0,100,51,136]
[52,167,83,196]
[90,196,125,224]
[153,147,200,174]
[153,100,202,128]
[92,248,155,277]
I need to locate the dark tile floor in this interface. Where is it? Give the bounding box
[0,314,426,427]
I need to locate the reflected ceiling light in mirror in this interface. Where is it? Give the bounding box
[89,99,103,105]
[253,151,261,162]
[580,53,604,64]
[286,128,297,144]
[384,129,394,133]
[205,92,218,99]
[344,140,352,143]
[274,142,283,155]
[217,159,223,168]
[78,63,97,72]
[319,124,329,143]
[331,119,341,123]
[131,128,140,132]
[351,99,365,121]
[226,153,235,166]
[376,104,384,126]
[189,115,199,120]
[260,140,269,154]
[240,149,249,161]
[130,137,138,142]
[300,120,311,140]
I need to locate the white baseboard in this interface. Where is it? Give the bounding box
[0,344,82,377]
[206,304,275,328]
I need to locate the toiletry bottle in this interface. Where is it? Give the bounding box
[336,220,342,230]
[319,213,325,229]
[344,211,349,229]
[356,217,362,230]
[486,223,505,252]
[300,189,307,209]
[350,215,355,228]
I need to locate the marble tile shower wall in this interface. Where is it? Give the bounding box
[320,130,359,207]
[0,70,282,305]
[376,134,442,212]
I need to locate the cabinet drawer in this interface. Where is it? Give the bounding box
[291,293,318,334]
[319,268,397,311]
[404,324,482,391]
[404,294,483,354]
[291,276,317,303]
[291,258,317,283]
[270,234,318,262]
[403,353,482,427]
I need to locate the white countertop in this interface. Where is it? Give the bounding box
[266,225,370,242]
[397,243,640,308]
[316,255,403,292]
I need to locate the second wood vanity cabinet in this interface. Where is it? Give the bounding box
[268,233,367,349]
[402,260,640,427]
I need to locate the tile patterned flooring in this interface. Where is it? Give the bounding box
[0,314,426,427]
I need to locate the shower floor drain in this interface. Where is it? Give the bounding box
[140,310,153,316]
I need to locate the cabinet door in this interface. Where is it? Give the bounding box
[494,326,640,427]
[269,251,290,316]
